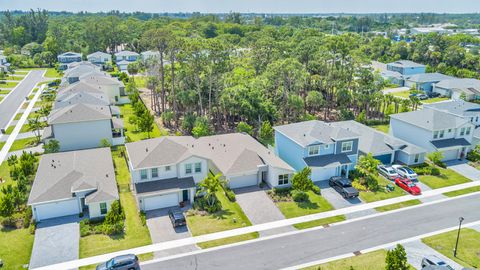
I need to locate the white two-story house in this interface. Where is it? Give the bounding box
[125,133,294,211]
[390,108,474,161]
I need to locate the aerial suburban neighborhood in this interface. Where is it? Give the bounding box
[1,2,480,270]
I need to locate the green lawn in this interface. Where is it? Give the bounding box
[423,228,480,268]
[0,90,11,94]
[187,191,258,249]
[390,90,411,99]
[120,104,165,142]
[79,148,152,263]
[9,138,38,152]
[0,227,35,270]
[422,97,450,104]
[371,124,389,133]
[0,81,19,88]
[359,176,407,203]
[0,96,3,103]
[44,68,62,78]
[0,161,12,186]
[443,186,480,197]
[418,168,471,189]
[14,113,23,120]
[375,199,422,212]
[276,191,335,219]
[5,122,46,135]
[294,215,346,230]
[0,142,5,152]
[303,249,414,270]
[6,75,23,81]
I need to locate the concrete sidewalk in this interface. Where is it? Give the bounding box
[403,240,462,270]
[31,182,480,270]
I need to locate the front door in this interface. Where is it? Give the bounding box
[341,165,348,177]
[460,147,467,159]
[182,189,189,202]
[80,197,86,210]
[261,171,267,183]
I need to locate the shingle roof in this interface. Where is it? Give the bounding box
[125,133,293,175]
[79,72,124,87]
[274,120,358,147]
[435,78,480,95]
[390,108,469,131]
[48,103,112,125]
[28,148,119,205]
[303,153,352,167]
[135,177,195,196]
[58,52,82,57]
[332,121,426,155]
[87,51,111,58]
[387,60,425,68]
[115,50,139,57]
[405,73,454,83]
[54,91,110,109]
[64,65,99,78]
[430,138,471,149]
[424,100,480,117]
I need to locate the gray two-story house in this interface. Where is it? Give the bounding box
[274,120,360,181]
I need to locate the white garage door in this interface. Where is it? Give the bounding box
[34,199,80,221]
[228,174,258,189]
[442,149,459,161]
[143,193,178,211]
[311,167,337,181]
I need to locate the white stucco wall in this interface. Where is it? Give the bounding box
[88,200,114,219]
[53,119,113,151]
[178,156,209,183]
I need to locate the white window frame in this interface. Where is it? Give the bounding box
[433,131,439,139]
[460,127,465,136]
[151,168,158,178]
[100,202,107,215]
[194,162,202,173]
[308,145,320,156]
[140,169,148,180]
[466,127,471,135]
[341,141,353,153]
[439,130,445,138]
[165,165,171,171]
[414,154,420,163]
[278,174,289,185]
[324,144,330,149]
[185,164,192,174]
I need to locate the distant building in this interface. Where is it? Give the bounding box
[141,50,160,61]
[404,73,454,92]
[87,51,112,66]
[57,52,82,70]
[433,78,480,101]
[424,100,480,127]
[386,60,426,76]
[114,51,139,72]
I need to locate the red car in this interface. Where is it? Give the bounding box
[395,177,421,195]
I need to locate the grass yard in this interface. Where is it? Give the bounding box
[0,81,19,88]
[303,249,414,270]
[422,228,480,269]
[5,122,46,135]
[359,176,407,203]
[294,215,346,230]
[120,104,165,142]
[375,199,422,212]
[0,142,5,152]
[443,186,480,197]
[391,90,411,99]
[6,75,23,81]
[44,68,62,78]
[13,113,23,120]
[418,168,471,189]
[79,148,152,264]
[0,161,12,185]
[276,191,335,218]
[0,90,11,95]
[187,191,258,249]
[371,124,389,133]
[9,137,38,152]
[0,227,35,270]
[422,97,450,104]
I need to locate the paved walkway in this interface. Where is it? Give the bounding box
[146,206,198,258]
[415,181,447,203]
[234,186,295,236]
[29,215,80,269]
[31,181,480,270]
[402,240,462,270]
[0,130,42,142]
[446,160,480,181]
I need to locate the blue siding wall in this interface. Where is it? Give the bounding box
[334,138,359,156]
[302,143,335,157]
[275,131,307,171]
[402,67,426,76]
[375,153,393,164]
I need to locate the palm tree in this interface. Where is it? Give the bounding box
[27,116,43,143]
[196,173,226,208]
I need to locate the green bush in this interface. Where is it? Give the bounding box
[80,219,91,237]
[139,211,147,226]
[101,221,124,235]
[104,200,125,225]
[430,167,440,176]
[23,206,32,228]
[194,196,222,213]
[366,175,379,191]
[29,221,36,235]
[291,190,308,202]
[0,216,16,228]
[311,185,321,195]
[225,190,236,202]
[273,187,292,196]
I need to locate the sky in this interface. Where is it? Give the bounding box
[0,0,479,14]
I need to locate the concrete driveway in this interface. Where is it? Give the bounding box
[234,186,294,236]
[29,215,80,269]
[146,207,197,258]
[446,160,480,181]
[402,240,463,270]
[316,181,377,219]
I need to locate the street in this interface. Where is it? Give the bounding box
[142,193,480,270]
[0,70,45,130]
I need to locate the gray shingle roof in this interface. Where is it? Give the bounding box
[430,138,471,149]
[405,73,454,83]
[64,65,99,78]
[28,148,119,205]
[135,177,195,196]
[48,103,112,125]
[125,133,293,175]
[435,78,480,95]
[388,60,425,68]
[390,108,469,131]
[115,50,139,57]
[87,51,111,58]
[54,91,110,109]
[332,121,425,155]
[424,100,480,117]
[57,81,105,98]
[79,73,124,87]
[303,153,352,167]
[274,120,358,147]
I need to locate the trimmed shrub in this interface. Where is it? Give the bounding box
[23,206,32,228]
[29,221,36,235]
[430,167,440,176]
[291,190,308,202]
[101,221,124,235]
[140,211,147,226]
[366,175,379,191]
[0,216,16,228]
[194,196,222,213]
[225,190,236,202]
[311,185,321,195]
[80,219,91,237]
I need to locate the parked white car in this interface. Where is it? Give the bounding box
[377,165,399,180]
[392,165,418,181]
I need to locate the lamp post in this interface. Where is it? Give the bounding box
[454,217,464,257]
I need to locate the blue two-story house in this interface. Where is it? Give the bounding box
[386,60,426,76]
[274,120,360,182]
[57,52,82,70]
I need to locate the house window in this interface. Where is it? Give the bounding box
[414,154,420,163]
[278,174,289,185]
[185,164,192,174]
[100,202,107,215]
[439,130,445,138]
[151,168,158,178]
[341,141,353,153]
[476,117,479,122]
[195,162,202,173]
[460,128,465,136]
[140,169,148,180]
[433,131,439,139]
[165,166,171,171]
[471,117,474,122]
[466,127,471,135]
[308,145,320,156]
[324,144,330,149]
[448,129,452,132]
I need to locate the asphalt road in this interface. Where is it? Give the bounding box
[0,70,45,130]
[142,194,480,270]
